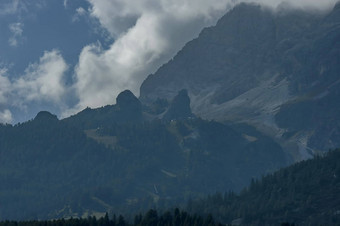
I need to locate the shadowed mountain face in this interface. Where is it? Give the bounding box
[140,2,340,159]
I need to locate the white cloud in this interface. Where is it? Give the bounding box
[8,22,24,47]
[0,109,12,124]
[76,7,86,15]
[72,7,88,22]
[0,50,68,120]
[13,50,68,106]
[63,0,68,8]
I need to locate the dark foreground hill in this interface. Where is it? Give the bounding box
[0,90,287,220]
[188,149,340,225]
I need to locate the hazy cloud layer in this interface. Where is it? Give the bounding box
[8,22,24,47]
[0,0,46,16]
[0,0,20,16]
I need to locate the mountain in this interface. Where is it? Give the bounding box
[1,2,339,221]
[140,2,340,160]
[0,90,287,220]
[187,149,340,225]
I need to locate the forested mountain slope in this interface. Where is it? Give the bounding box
[0,90,287,220]
[188,149,340,225]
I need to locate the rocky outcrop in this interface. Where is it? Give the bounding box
[116,90,143,122]
[163,89,194,120]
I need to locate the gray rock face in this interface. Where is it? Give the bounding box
[140,2,340,159]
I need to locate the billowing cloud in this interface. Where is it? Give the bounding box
[0,50,68,121]
[13,50,68,106]
[8,22,24,47]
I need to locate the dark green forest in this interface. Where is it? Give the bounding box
[0,209,221,226]
[0,115,286,220]
[1,150,339,225]
[187,149,340,225]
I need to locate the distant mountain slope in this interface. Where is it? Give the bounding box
[140,2,340,159]
[0,90,287,220]
[188,149,340,225]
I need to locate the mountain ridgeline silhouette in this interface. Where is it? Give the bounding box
[0,89,287,220]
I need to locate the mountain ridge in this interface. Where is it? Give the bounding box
[0,89,288,220]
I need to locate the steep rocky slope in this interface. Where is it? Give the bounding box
[140,2,340,160]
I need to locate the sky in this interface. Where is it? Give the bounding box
[0,0,338,123]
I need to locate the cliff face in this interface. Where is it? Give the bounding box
[140,3,340,159]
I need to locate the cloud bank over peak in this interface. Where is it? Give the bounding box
[70,0,338,114]
[71,0,236,113]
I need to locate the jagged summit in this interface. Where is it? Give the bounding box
[34,111,58,122]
